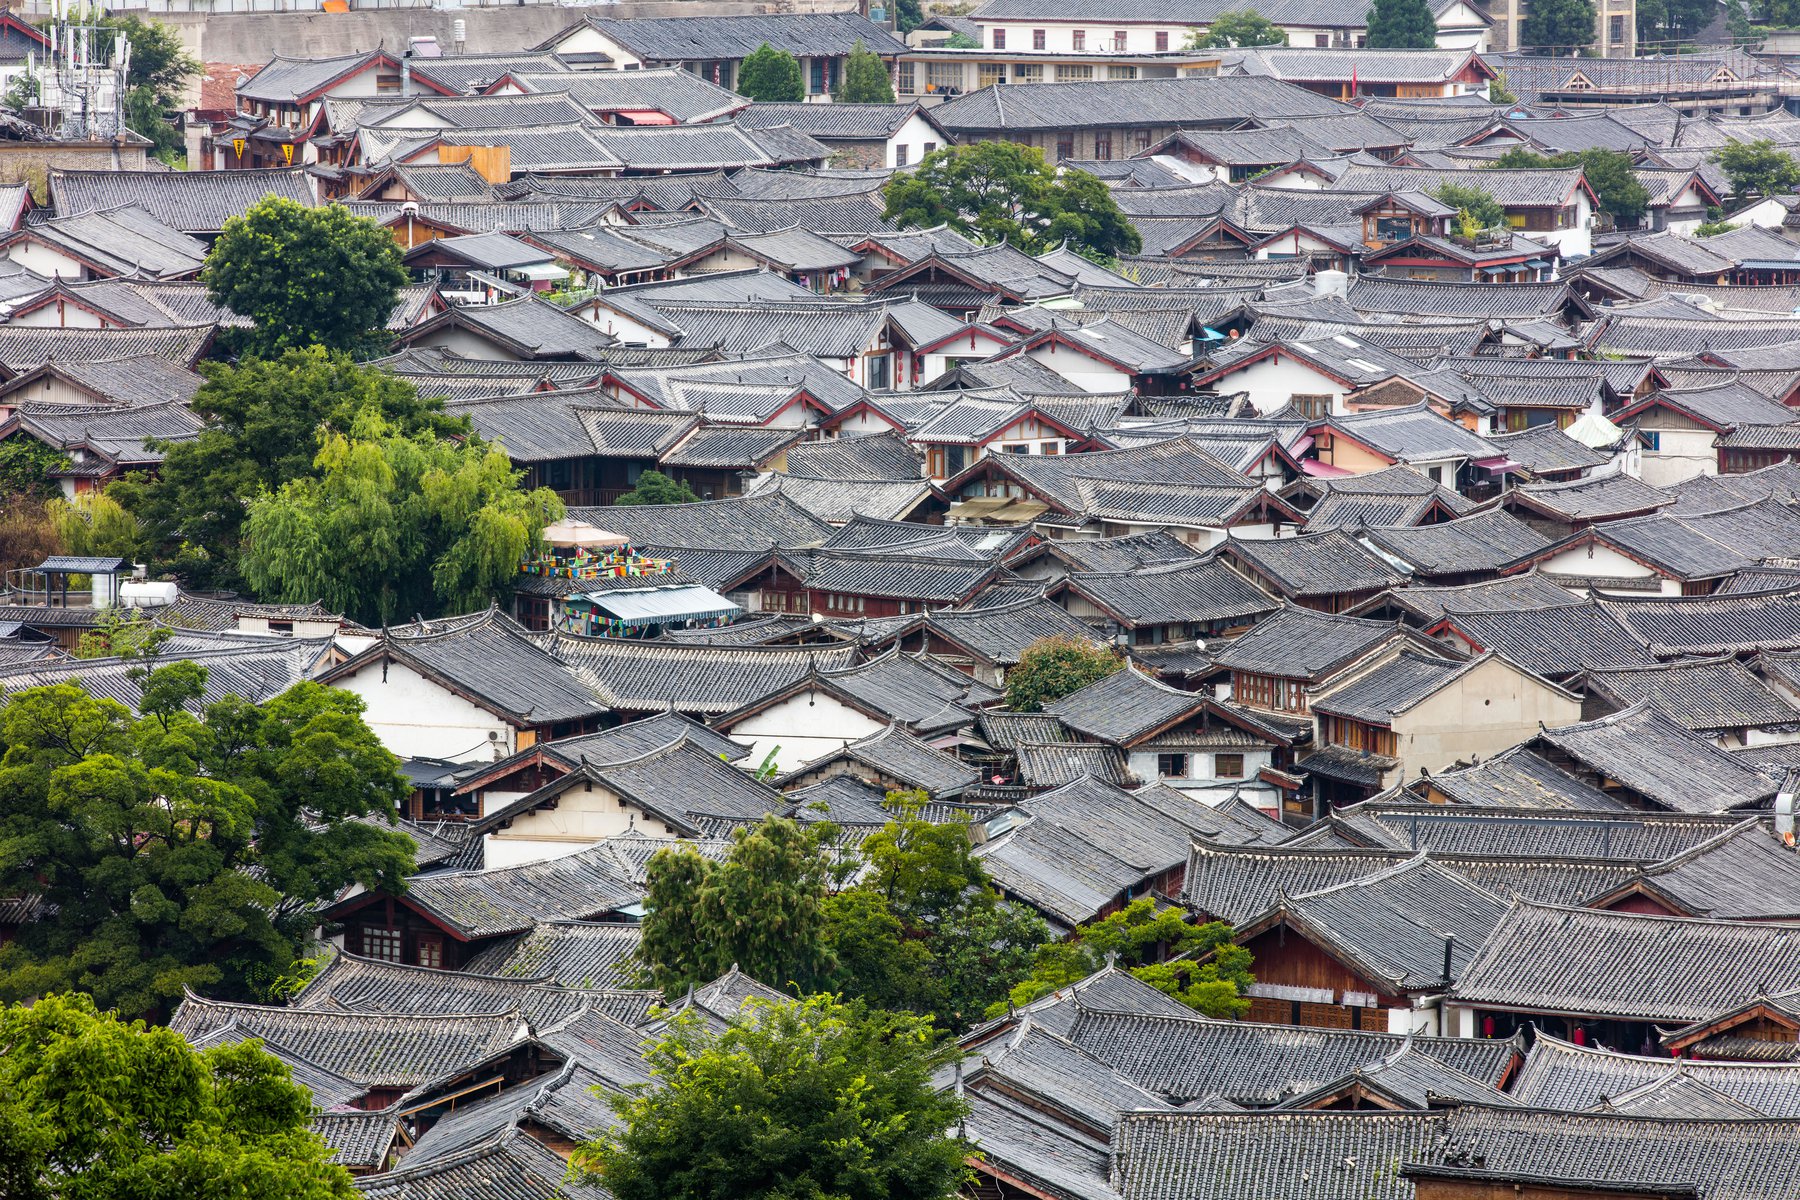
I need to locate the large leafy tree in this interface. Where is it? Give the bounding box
[994,898,1254,1018]
[0,672,414,1019]
[883,143,1141,259]
[738,42,804,102]
[638,800,1047,1030]
[0,993,357,1200]
[638,814,844,996]
[1004,634,1122,712]
[204,198,409,358]
[1193,10,1289,46]
[1491,147,1650,225]
[574,995,970,1200]
[839,38,896,103]
[113,349,460,592]
[1366,0,1440,47]
[1520,0,1596,54]
[239,407,562,626]
[1713,139,1800,202]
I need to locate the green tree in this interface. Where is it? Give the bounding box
[839,38,896,102]
[1491,147,1650,225]
[46,491,140,564]
[114,349,461,593]
[575,995,970,1200]
[0,673,414,1018]
[993,898,1254,1018]
[100,15,198,165]
[1520,0,1596,54]
[1367,0,1440,46]
[885,142,1141,261]
[239,407,562,626]
[737,42,805,102]
[895,0,924,32]
[204,197,409,358]
[1695,219,1740,237]
[637,814,843,996]
[614,469,701,506]
[1004,634,1122,712]
[944,31,981,48]
[71,608,172,661]
[0,438,66,501]
[1713,138,1800,201]
[0,993,357,1200]
[1194,9,1289,46]
[1430,181,1507,233]
[1489,71,1517,105]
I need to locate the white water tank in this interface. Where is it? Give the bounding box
[1313,268,1348,299]
[119,580,178,608]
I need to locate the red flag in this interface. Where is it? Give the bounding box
[1350,64,1358,97]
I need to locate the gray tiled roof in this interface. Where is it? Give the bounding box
[396,839,649,939]
[1209,603,1398,680]
[1535,702,1779,812]
[1598,587,1800,655]
[546,634,855,713]
[567,489,832,551]
[365,608,606,725]
[1220,531,1409,599]
[1312,649,1479,724]
[1361,508,1550,577]
[979,776,1249,926]
[930,75,1347,135]
[1046,663,1204,747]
[1414,745,1633,811]
[1454,899,1800,1024]
[1062,556,1278,630]
[0,323,214,371]
[1582,655,1800,733]
[358,1127,610,1200]
[293,951,547,1014]
[1510,1032,1800,1116]
[50,166,315,233]
[1418,1102,1800,1200]
[1438,600,1655,678]
[1065,1006,1517,1106]
[171,995,527,1087]
[557,11,904,60]
[1260,855,1509,990]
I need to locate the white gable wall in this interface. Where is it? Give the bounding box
[329,657,517,762]
[724,687,886,773]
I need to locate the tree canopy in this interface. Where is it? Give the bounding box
[0,672,414,1019]
[204,198,409,358]
[1430,181,1507,233]
[1366,0,1440,47]
[639,814,845,997]
[1712,139,1800,201]
[1490,147,1650,224]
[1004,635,1123,712]
[0,993,358,1200]
[1194,10,1289,46]
[614,470,701,506]
[1519,0,1596,54]
[239,406,563,627]
[839,39,896,102]
[883,143,1141,260]
[638,799,1048,1031]
[994,898,1254,1018]
[738,43,804,102]
[114,349,461,593]
[574,995,971,1200]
